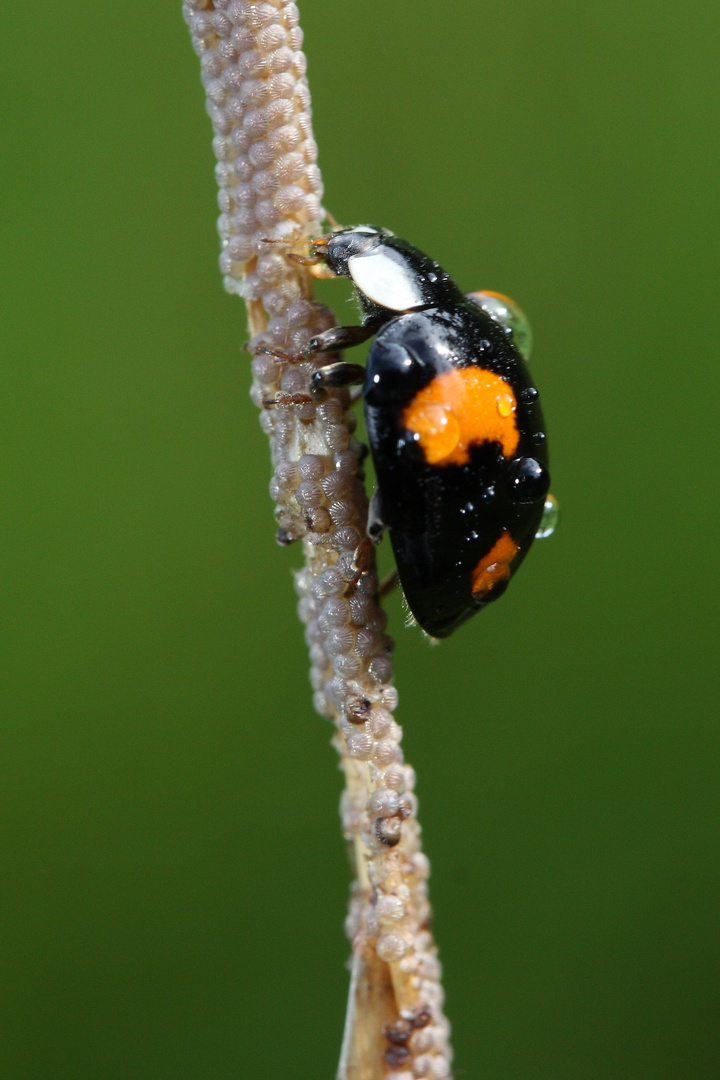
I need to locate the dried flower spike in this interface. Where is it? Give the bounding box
[182,3,453,1076]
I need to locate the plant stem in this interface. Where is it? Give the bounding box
[182,3,454,1076]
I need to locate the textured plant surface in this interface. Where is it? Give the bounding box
[183,3,453,1077]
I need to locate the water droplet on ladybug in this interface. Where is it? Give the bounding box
[520,386,538,405]
[496,392,515,418]
[535,494,559,538]
[407,404,461,463]
[507,456,550,502]
[465,291,533,361]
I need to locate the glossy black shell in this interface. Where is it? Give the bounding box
[364,302,549,637]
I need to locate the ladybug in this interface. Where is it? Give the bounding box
[291,225,553,638]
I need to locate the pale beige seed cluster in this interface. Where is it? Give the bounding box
[183,2,452,1075]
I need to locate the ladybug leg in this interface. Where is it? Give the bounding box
[254,319,375,403]
[305,321,379,356]
[260,236,337,278]
[287,251,338,278]
[310,361,366,397]
[252,342,365,406]
[262,392,314,408]
[251,343,305,364]
[286,250,323,266]
[367,487,386,544]
[252,321,376,367]
[347,535,375,588]
[305,323,382,399]
[378,569,399,599]
[367,489,399,597]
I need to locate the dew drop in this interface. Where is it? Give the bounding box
[535,494,559,539]
[508,456,549,502]
[496,392,515,418]
[466,290,533,361]
[407,404,461,463]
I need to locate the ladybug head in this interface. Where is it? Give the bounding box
[322,226,434,313]
[318,225,391,274]
[321,226,464,314]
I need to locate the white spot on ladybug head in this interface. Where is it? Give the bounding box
[347,247,424,311]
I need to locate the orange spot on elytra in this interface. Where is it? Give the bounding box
[471,532,519,597]
[405,403,461,463]
[402,368,519,466]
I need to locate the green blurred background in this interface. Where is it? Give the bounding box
[1,2,719,1077]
